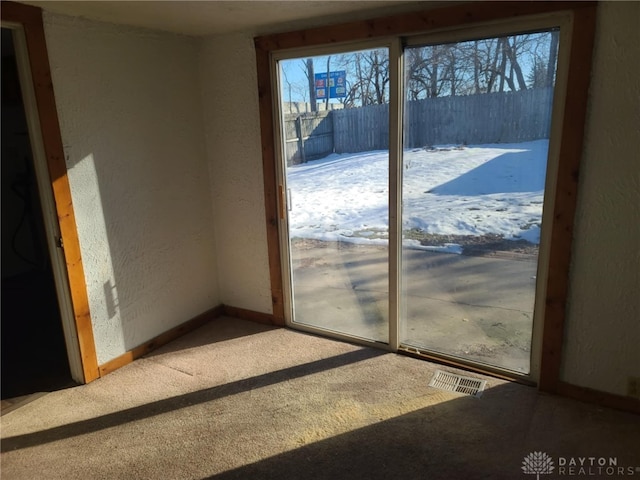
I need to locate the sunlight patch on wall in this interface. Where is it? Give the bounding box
[68,151,124,363]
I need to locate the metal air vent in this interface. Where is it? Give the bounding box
[429,370,486,397]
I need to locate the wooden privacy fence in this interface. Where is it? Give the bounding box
[283,88,554,165]
[283,111,333,165]
[333,103,390,154]
[403,87,554,147]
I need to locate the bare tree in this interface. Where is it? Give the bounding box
[546,30,559,87]
[335,49,389,106]
[473,40,482,94]
[287,31,557,110]
[281,64,294,113]
[324,56,331,108]
[526,30,559,88]
[406,43,471,98]
[404,32,558,99]
[302,58,317,112]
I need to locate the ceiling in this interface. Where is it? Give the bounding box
[19,1,438,37]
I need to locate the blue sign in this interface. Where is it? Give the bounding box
[314,70,347,99]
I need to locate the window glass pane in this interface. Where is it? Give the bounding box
[280,48,390,342]
[400,30,559,373]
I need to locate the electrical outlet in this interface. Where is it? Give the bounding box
[627,377,640,399]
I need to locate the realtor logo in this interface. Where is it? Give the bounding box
[522,452,555,480]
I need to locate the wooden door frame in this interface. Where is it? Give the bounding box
[255,1,597,394]
[1,1,99,383]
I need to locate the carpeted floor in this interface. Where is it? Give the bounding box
[1,317,639,479]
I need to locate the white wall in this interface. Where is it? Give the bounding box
[200,33,273,314]
[561,2,640,396]
[199,4,639,397]
[43,13,220,365]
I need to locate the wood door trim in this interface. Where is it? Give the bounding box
[255,39,286,325]
[537,4,597,392]
[1,1,100,383]
[255,1,597,394]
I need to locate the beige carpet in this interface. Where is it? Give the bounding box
[1,317,639,479]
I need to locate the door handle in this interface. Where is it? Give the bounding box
[279,186,292,220]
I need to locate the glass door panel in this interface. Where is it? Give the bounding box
[279,48,390,343]
[400,31,559,373]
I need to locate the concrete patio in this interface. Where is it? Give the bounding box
[292,241,537,373]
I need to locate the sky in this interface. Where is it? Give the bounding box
[278,31,554,105]
[280,55,351,105]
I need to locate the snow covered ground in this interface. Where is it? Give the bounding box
[286,139,549,252]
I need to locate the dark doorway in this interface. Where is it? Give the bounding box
[1,27,74,400]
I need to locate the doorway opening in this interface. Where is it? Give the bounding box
[258,1,596,391]
[1,27,75,400]
[273,18,568,383]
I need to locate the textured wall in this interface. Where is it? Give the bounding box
[43,13,220,364]
[561,2,640,396]
[200,34,273,314]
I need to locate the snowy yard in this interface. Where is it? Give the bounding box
[286,139,548,253]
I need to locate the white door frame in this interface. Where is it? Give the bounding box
[2,22,84,383]
[271,39,399,352]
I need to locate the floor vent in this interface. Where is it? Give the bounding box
[428,370,486,397]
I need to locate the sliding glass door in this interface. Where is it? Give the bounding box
[400,31,558,374]
[275,26,561,377]
[278,48,390,344]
